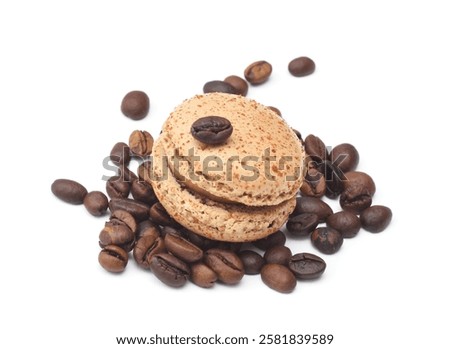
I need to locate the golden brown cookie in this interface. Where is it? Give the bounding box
[147,139,296,242]
[159,93,304,206]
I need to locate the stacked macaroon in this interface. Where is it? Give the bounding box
[146,93,304,242]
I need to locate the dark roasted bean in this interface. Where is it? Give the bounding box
[130,180,157,206]
[164,232,203,263]
[133,234,165,269]
[253,230,286,250]
[136,220,161,239]
[83,191,109,216]
[261,264,296,293]
[149,253,190,287]
[106,176,131,199]
[99,220,134,246]
[224,75,248,96]
[288,56,315,77]
[238,250,265,275]
[289,253,326,279]
[244,60,272,85]
[121,90,149,120]
[204,249,244,285]
[98,245,128,273]
[360,205,392,233]
[343,171,376,197]
[203,80,237,94]
[300,168,326,198]
[326,211,361,238]
[291,197,333,223]
[150,202,177,226]
[340,171,376,212]
[267,106,282,117]
[191,116,233,145]
[286,213,320,236]
[317,160,345,199]
[109,198,150,222]
[190,263,218,288]
[129,130,154,157]
[51,179,87,205]
[329,143,359,173]
[110,209,137,233]
[110,142,130,166]
[311,227,343,254]
[304,134,327,162]
[264,245,292,266]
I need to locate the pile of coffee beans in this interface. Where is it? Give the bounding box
[51,56,392,293]
[287,133,392,256]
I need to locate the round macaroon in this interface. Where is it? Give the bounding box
[158,93,304,207]
[147,138,297,242]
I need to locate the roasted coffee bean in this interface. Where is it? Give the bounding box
[129,130,154,157]
[264,246,292,266]
[360,205,392,233]
[214,241,242,253]
[340,171,375,212]
[150,202,176,226]
[133,234,165,269]
[304,155,319,171]
[190,263,218,288]
[130,180,157,206]
[136,220,161,239]
[110,142,130,166]
[191,116,233,145]
[288,56,316,77]
[106,176,131,199]
[186,230,216,250]
[51,179,88,205]
[261,264,296,293]
[300,168,326,198]
[238,250,265,275]
[291,197,333,223]
[160,226,185,238]
[109,198,150,222]
[83,191,109,216]
[339,184,372,214]
[99,219,134,246]
[203,80,237,94]
[289,253,326,280]
[244,60,272,85]
[329,143,359,173]
[110,209,137,233]
[317,160,345,199]
[326,211,361,238]
[317,161,344,197]
[311,227,343,254]
[118,165,139,183]
[224,75,248,96]
[253,230,286,250]
[99,238,135,253]
[98,245,128,273]
[164,232,203,263]
[149,253,190,288]
[204,249,244,285]
[286,213,320,236]
[292,128,303,143]
[121,90,149,120]
[304,134,327,162]
[122,239,136,252]
[267,106,282,117]
[343,171,376,197]
[137,161,153,182]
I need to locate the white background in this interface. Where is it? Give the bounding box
[1,1,449,348]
